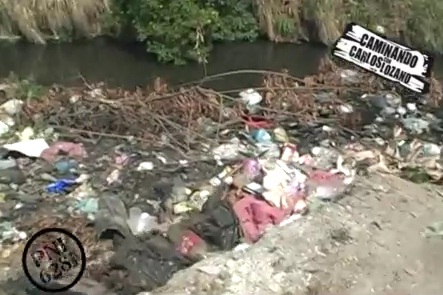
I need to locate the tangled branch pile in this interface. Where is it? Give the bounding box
[18,58,442,152]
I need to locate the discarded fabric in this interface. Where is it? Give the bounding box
[3,138,49,158]
[40,141,87,162]
[46,178,77,193]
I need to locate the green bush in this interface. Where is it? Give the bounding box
[207,0,259,41]
[111,0,259,64]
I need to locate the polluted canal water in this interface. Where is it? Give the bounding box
[0,38,328,88]
[1,40,443,295]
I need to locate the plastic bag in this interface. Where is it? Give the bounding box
[94,194,159,239]
[127,207,159,236]
[46,178,77,193]
[242,158,261,179]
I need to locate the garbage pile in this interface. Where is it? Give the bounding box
[0,58,443,294]
[84,121,357,293]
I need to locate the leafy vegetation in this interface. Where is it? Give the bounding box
[2,0,443,63]
[111,0,259,64]
[5,73,46,102]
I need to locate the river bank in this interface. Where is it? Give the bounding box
[1,0,443,63]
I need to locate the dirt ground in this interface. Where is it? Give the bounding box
[145,173,443,295]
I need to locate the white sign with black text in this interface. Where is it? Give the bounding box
[332,23,434,94]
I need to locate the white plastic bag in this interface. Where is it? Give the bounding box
[127,207,158,235]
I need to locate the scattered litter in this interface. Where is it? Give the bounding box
[273,127,289,143]
[106,169,120,184]
[406,103,417,112]
[17,126,34,141]
[0,221,27,242]
[397,106,407,116]
[46,178,77,193]
[0,159,16,170]
[0,59,442,295]
[127,207,159,235]
[212,138,246,161]
[3,138,49,158]
[0,121,10,136]
[375,25,386,34]
[339,104,354,113]
[239,89,262,106]
[176,229,207,257]
[0,99,23,116]
[421,142,441,157]
[155,154,167,164]
[339,69,360,83]
[40,141,87,162]
[233,243,250,252]
[171,177,192,204]
[251,128,272,143]
[54,159,78,174]
[402,117,429,134]
[137,162,154,171]
[75,197,99,214]
[233,194,288,243]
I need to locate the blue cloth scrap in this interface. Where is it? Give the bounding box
[46,178,77,193]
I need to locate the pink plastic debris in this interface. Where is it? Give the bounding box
[40,141,87,163]
[115,153,130,166]
[242,158,261,179]
[281,143,298,162]
[280,143,313,165]
[306,170,348,201]
[176,230,206,257]
[298,154,313,165]
[285,179,305,200]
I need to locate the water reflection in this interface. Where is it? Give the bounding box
[1,38,442,90]
[0,38,327,89]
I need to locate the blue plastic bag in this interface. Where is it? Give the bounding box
[46,178,77,193]
[251,128,272,143]
[54,159,78,174]
[75,198,99,213]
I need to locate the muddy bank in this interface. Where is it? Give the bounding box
[146,173,443,295]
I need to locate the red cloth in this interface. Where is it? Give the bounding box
[176,230,205,256]
[233,195,290,243]
[241,114,273,129]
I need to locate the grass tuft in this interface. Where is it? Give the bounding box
[0,0,111,43]
[254,0,443,52]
